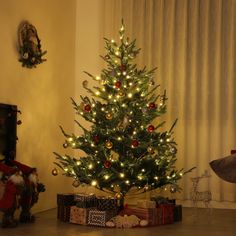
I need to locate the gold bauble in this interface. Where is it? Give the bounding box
[106,113,113,120]
[118,91,125,97]
[72,180,80,188]
[105,140,113,149]
[80,102,85,109]
[147,146,155,154]
[51,168,58,176]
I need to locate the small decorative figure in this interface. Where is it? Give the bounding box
[190,170,212,209]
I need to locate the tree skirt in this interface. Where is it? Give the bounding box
[209,153,236,183]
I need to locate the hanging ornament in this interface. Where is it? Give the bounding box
[106,113,113,120]
[149,80,155,86]
[84,104,91,112]
[148,102,156,109]
[115,81,122,89]
[63,143,68,148]
[80,102,85,109]
[101,79,106,85]
[120,64,126,72]
[93,135,100,144]
[51,168,58,176]
[105,140,113,149]
[72,179,80,188]
[104,160,111,169]
[110,151,119,161]
[170,185,177,193]
[17,120,22,125]
[147,146,155,154]
[82,80,88,88]
[170,147,177,154]
[131,139,139,148]
[147,125,155,133]
[118,90,125,97]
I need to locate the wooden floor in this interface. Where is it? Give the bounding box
[0,207,235,236]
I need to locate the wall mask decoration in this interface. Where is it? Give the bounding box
[18,21,47,68]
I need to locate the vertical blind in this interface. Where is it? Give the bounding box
[102,0,236,206]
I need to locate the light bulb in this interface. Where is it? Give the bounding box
[76,161,81,165]
[96,76,100,80]
[104,175,109,180]
[68,137,73,142]
[120,173,125,178]
[128,93,132,98]
[88,164,93,169]
[91,180,97,186]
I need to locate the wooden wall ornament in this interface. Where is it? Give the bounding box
[18,21,47,68]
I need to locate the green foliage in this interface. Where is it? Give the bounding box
[54,23,185,196]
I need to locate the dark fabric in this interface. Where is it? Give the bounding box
[209,153,236,183]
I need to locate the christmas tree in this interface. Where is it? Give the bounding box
[54,22,187,200]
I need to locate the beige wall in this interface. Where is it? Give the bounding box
[0,0,76,212]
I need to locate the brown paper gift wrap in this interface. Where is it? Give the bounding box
[70,206,93,225]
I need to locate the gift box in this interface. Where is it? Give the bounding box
[74,193,97,208]
[88,209,117,227]
[137,200,156,209]
[157,204,174,225]
[174,205,182,222]
[57,205,71,222]
[70,206,94,225]
[120,207,162,226]
[57,193,76,206]
[151,196,176,205]
[97,197,118,211]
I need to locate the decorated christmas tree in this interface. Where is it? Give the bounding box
[54,22,188,201]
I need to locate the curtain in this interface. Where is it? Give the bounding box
[102,0,236,207]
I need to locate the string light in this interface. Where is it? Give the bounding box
[120,173,125,178]
[104,175,109,180]
[96,76,101,80]
[91,180,97,186]
[95,91,100,96]
[125,180,130,184]
[68,137,73,142]
[76,161,81,165]
[128,93,133,98]
[88,164,93,169]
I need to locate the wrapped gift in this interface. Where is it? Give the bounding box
[70,206,94,225]
[57,193,76,206]
[57,205,71,222]
[174,205,182,222]
[74,193,97,208]
[137,200,156,209]
[151,196,176,205]
[88,209,117,227]
[97,197,118,211]
[119,207,162,226]
[157,204,174,224]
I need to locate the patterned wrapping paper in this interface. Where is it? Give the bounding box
[57,193,76,206]
[137,200,156,209]
[70,206,94,225]
[74,193,97,208]
[119,207,162,226]
[88,209,118,227]
[57,205,71,222]
[173,205,182,222]
[157,204,174,225]
[97,197,118,211]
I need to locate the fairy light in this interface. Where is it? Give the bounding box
[91,180,97,186]
[129,82,133,86]
[76,160,81,165]
[154,176,159,180]
[166,138,170,142]
[167,176,171,179]
[117,72,121,76]
[136,87,140,91]
[122,103,126,107]
[91,143,95,147]
[101,107,105,111]
[120,163,124,167]
[95,91,100,96]
[64,168,68,172]
[68,137,73,142]
[111,39,115,43]
[120,173,125,178]
[117,136,122,141]
[138,175,143,180]
[115,60,118,64]
[108,95,112,99]
[125,180,130,184]
[141,93,145,97]
[126,75,130,79]
[72,142,76,147]
[159,102,163,106]
[160,139,164,143]
[96,76,101,80]
[133,131,137,135]
[115,51,119,56]
[128,93,133,98]
[123,71,127,76]
[180,172,183,176]
[141,169,145,172]
[88,164,93,169]
[104,175,109,180]
[92,112,97,116]
[123,84,127,88]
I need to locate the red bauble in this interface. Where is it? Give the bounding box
[115,81,122,88]
[84,104,91,112]
[148,102,156,109]
[104,160,111,169]
[120,64,126,71]
[131,139,139,148]
[147,125,155,132]
[93,135,100,144]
